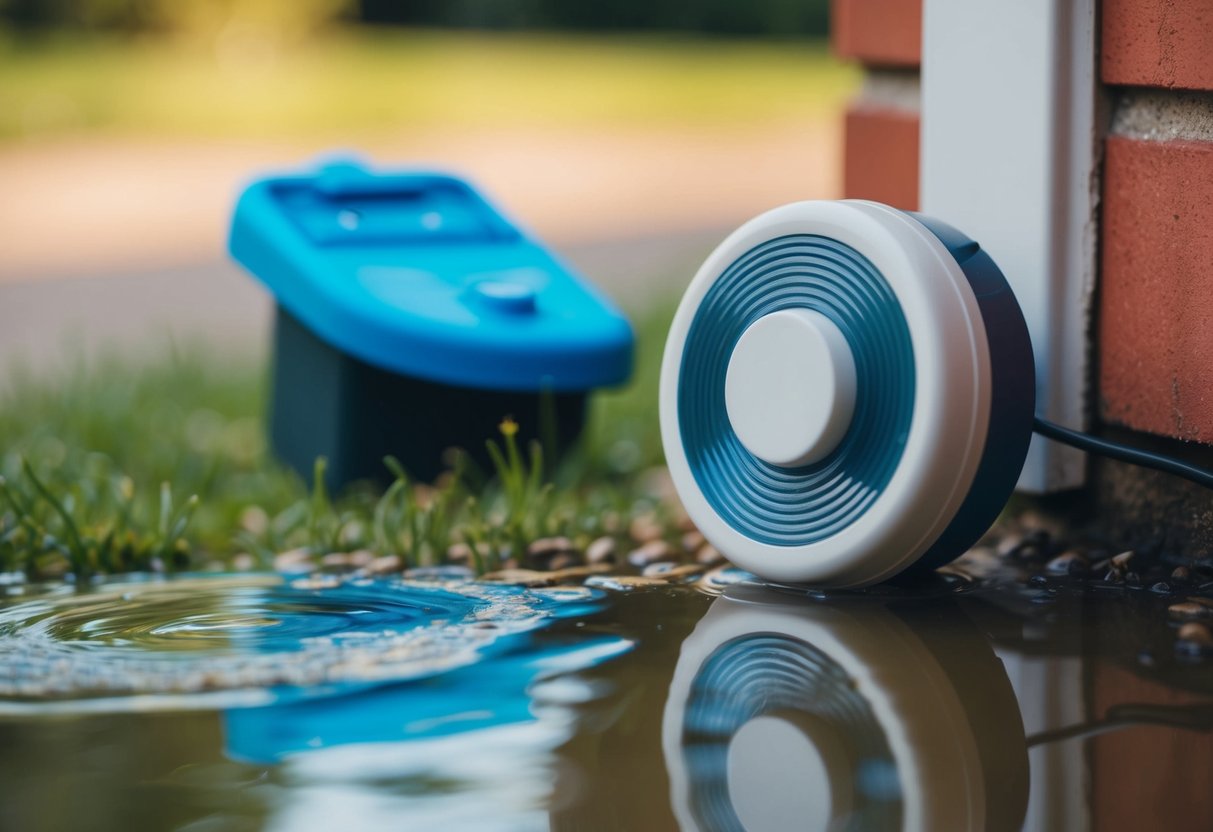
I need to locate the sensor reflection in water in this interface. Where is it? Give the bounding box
[662,584,1030,832]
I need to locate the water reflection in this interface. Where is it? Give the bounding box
[2,568,1213,831]
[663,584,1028,832]
[0,574,620,711]
[224,636,631,763]
[225,635,631,831]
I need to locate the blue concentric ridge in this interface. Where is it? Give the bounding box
[678,234,915,546]
[681,635,902,830]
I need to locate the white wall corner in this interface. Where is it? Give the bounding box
[920,0,1102,493]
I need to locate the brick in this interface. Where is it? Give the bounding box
[1103,0,1213,91]
[842,105,919,210]
[831,0,922,68]
[1099,134,1213,441]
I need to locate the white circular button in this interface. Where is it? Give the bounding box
[726,712,852,832]
[724,308,857,467]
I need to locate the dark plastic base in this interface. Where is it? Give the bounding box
[269,305,588,489]
[908,213,1037,572]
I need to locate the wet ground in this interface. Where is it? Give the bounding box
[0,543,1211,832]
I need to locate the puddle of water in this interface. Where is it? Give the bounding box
[0,564,1210,831]
[0,574,617,711]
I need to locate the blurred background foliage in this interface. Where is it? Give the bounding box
[0,0,845,575]
[0,0,846,143]
[0,0,829,41]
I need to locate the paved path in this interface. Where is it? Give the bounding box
[0,122,839,282]
[0,121,840,371]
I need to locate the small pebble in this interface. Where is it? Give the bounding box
[1177,621,1213,647]
[320,552,358,571]
[585,536,617,565]
[627,540,678,568]
[696,566,755,593]
[546,564,612,583]
[642,562,706,581]
[1171,566,1193,584]
[365,554,403,576]
[1169,600,1213,620]
[446,542,473,564]
[1046,551,1088,575]
[1111,550,1136,569]
[996,529,1051,560]
[1149,581,1173,595]
[348,550,375,568]
[629,514,664,544]
[585,574,669,592]
[956,547,1001,573]
[996,533,1025,558]
[1125,571,1142,587]
[546,552,581,571]
[527,537,574,560]
[480,569,556,587]
[681,530,706,554]
[274,548,314,572]
[1015,529,1052,560]
[639,466,678,503]
[696,544,725,566]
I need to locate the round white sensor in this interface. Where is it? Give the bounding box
[724,308,858,467]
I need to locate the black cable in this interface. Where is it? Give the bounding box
[1025,703,1213,748]
[1033,417,1213,490]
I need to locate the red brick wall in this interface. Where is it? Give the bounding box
[1098,0,1213,443]
[831,0,922,67]
[1099,134,1213,440]
[833,0,922,210]
[1102,0,1213,91]
[842,106,919,211]
[832,0,1213,444]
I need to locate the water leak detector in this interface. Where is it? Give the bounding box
[229,159,633,488]
[662,200,1213,587]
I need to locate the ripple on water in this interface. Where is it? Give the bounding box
[0,574,603,712]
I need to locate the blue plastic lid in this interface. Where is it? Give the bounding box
[229,159,633,392]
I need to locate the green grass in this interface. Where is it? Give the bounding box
[0,303,677,579]
[0,27,856,141]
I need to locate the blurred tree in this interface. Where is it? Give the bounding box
[0,0,828,38]
[0,0,354,42]
[311,0,828,36]
[149,0,353,44]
